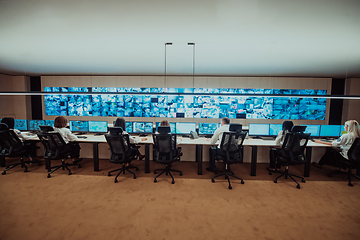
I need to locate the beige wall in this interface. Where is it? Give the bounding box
[342,78,360,124]
[0,74,32,120]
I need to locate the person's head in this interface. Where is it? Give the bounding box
[221,117,230,126]
[345,120,360,138]
[282,120,294,132]
[160,120,170,127]
[1,117,14,129]
[54,116,68,128]
[114,117,126,131]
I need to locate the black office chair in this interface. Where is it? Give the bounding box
[211,131,246,189]
[328,138,360,186]
[273,132,310,189]
[152,133,182,184]
[37,132,81,178]
[105,133,139,183]
[0,125,33,175]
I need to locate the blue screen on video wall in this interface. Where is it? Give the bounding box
[44,87,327,120]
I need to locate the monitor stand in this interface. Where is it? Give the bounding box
[251,136,262,139]
[182,134,189,138]
[75,132,86,135]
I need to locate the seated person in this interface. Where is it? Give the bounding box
[268,120,294,171]
[114,117,147,160]
[157,120,182,157]
[312,120,360,169]
[206,117,230,173]
[53,116,82,162]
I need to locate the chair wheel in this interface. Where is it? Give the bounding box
[180,173,183,176]
[296,185,300,189]
[154,179,157,183]
[108,173,111,176]
[114,179,118,183]
[47,174,51,178]
[2,171,6,175]
[68,172,72,175]
[274,179,277,183]
[241,180,244,184]
[228,185,232,189]
[302,179,306,183]
[172,180,175,184]
[133,176,137,179]
[348,182,353,187]
[211,179,215,183]
[24,169,29,172]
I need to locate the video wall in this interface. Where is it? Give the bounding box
[44,87,327,120]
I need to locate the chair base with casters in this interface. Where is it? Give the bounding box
[47,159,81,178]
[328,168,360,187]
[2,157,31,175]
[154,163,182,184]
[108,163,138,183]
[273,165,305,189]
[211,163,244,189]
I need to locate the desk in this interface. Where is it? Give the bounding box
[243,138,330,177]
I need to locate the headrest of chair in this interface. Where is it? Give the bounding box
[109,127,123,135]
[158,126,170,134]
[291,126,306,133]
[229,123,242,132]
[0,123,9,131]
[39,125,54,132]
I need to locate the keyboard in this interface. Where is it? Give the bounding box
[77,136,87,139]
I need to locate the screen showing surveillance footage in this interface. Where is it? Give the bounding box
[44,87,327,120]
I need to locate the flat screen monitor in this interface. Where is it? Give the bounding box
[14,119,28,131]
[340,125,347,135]
[133,122,153,134]
[175,122,196,134]
[69,121,89,132]
[320,125,341,137]
[156,122,176,134]
[300,124,320,137]
[28,120,45,131]
[269,124,282,136]
[198,123,220,135]
[248,124,270,136]
[126,122,134,133]
[44,120,55,127]
[88,121,108,133]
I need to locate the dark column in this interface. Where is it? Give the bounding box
[329,78,345,125]
[30,76,42,120]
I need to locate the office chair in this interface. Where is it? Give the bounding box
[152,133,182,184]
[37,132,81,178]
[105,133,139,183]
[328,138,360,186]
[211,131,246,189]
[0,125,34,175]
[273,132,310,189]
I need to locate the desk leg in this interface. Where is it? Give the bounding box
[93,142,99,172]
[0,155,5,167]
[304,147,312,177]
[145,144,150,173]
[196,145,203,175]
[251,146,257,176]
[45,158,50,171]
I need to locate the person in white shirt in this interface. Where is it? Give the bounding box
[206,117,230,172]
[53,116,81,160]
[313,120,360,168]
[268,120,294,171]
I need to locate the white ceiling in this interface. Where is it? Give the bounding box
[0,0,359,77]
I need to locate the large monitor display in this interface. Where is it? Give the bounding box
[133,122,153,134]
[44,87,327,120]
[301,124,320,137]
[28,120,46,131]
[320,125,341,138]
[89,121,108,133]
[14,119,28,131]
[176,122,196,134]
[269,124,282,136]
[198,123,220,135]
[248,124,270,136]
[69,121,89,132]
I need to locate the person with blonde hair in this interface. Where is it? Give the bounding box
[313,120,360,168]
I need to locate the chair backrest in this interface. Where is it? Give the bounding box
[219,131,246,163]
[108,127,123,135]
[39,125,54,132]
[37,132,68,159]
[158,126,170,134]
[347,138,360,164]
[0,123,9,131]
[105,133,132,162]
[281,132,310,162]
[0,129,24,155]
[152,133,177,163]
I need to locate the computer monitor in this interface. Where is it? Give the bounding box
[269,124,282,136]
[44,120,55,127]
[88,121,108,133]
[156,122,176,134]
[14,119,28,131]
[176,122,196,135]
[248,124,270,136]
[69,120,89,132]
[300,124,320,137]
[340,125,347,135]
[126,122,134,133]
[198,123,220,135]
[133,122,153,134]
[28,120,45,131]
[320,125,341,138]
